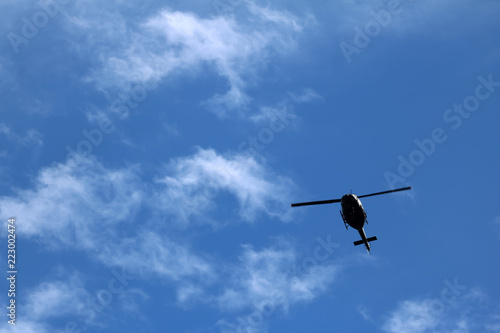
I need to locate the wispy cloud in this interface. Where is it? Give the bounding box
[0,271,90,332]
[0,148,296,303]
[0,122,43,146]
[382,299,439,333]
[0,266,149,332]
[381,289,500,333]
[0,319,49,333]
[494,216,500,239]
[217,241,339,311]
[215,239,340,332]
[333,0,500,37]
[98,232,216,282]
[249,88,321,124]
[24,273,90,320]
[0,156,144,248]
[287,88,323,104]
[358,305,373,322]
[70,2,311,118]
[153,148,295,224]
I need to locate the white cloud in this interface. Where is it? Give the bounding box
[24,274,90,320]
[485,312,500,332]
[0,148,295,303]
[0,267,150,332]
[0,320,49,333]
[176,283,205,305]
[0,272,90,333]
[216,319,263,333]
[215,240,340,332]
[153,148,295,224]
[0,122,9,135]
[332,0,500,40]
[381,289,500,333]
[64,7,129,58]
[382,299,439,333]
[0,156,144,248]
[83,103,112,126]
[0,154,217,292]
[216,240,339,311]
[358,305,373,322]
[496,216,500,239]
[0,122,43,146]
[117,288,150,314]
[70,2,310,117]
[249,88,321,124]
[246,1,305,32]
[98,232,215,283]
[287,88,323,103]
[161,121,181,138]
[0,148,301,326]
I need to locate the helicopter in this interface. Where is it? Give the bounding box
[291,186,411,252]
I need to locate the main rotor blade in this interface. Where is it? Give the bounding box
[357,186,411,199]
[291,198,341,207]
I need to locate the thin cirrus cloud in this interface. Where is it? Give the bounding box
[249,88,322,124]
[97,231,216,283]
[381,299,439,333]
[0,145,294,248]
[0,122,43,146]
[331,0,500,37]
[216,241,340,311]
[0,320,48,333]
[153,148,295,224]
[0,272,90,333]
[381,289,500,333]
[0,156,144,248]
[23,274,90,321]
[0,147,333,330]
[76,2,311,117]
[1,146,294,243]
[0,147,303,329]
[215,240,341,332]
[0,146,295,264]
[0,268,148,332]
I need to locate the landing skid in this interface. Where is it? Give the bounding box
[339,210,348,230]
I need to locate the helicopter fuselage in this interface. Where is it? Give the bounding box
[340,194,367,230]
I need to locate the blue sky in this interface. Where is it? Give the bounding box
[0,0,499,332]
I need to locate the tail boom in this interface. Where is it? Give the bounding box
[353,229,377,252]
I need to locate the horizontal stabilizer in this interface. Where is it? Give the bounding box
[353,236,377,246]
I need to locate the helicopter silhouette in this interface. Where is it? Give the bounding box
[291,186,411,252]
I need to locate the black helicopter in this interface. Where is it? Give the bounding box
[291,186,411,252]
